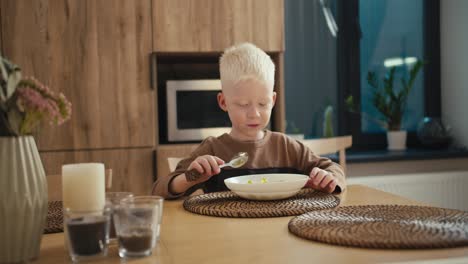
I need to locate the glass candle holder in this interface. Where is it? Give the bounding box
[105,192,134,243]
[64,207,111,262]
[115,196,164,258]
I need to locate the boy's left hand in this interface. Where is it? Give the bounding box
[305,167,337,194]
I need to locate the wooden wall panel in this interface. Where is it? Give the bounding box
[153,0,284,52]
[40,148,155,195]
[0,0,155,150]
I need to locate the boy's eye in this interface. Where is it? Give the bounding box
[236,103,249,107]
[259,102,270,108]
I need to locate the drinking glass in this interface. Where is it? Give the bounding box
[64,207,111,262]
[105,192,133,242]
[115,196,164,258]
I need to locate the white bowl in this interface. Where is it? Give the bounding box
[224,174,309,200]
[234,190,303,201]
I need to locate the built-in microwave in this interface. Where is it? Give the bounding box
[166,80,231,142]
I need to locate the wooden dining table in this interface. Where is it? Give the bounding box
[35,185,468,264]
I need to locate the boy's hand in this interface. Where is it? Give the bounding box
[305,167,337,194]
[185,155,225,182]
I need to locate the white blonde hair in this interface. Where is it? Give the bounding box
[219,43,275,90]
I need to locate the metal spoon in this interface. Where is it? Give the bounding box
[185,152,249,182]
[219,152,249,169]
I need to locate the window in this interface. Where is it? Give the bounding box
[284,0,338,138]
[337,0,440,150]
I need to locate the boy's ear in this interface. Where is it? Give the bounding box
[217,92,228,111]
[272,92,277,107]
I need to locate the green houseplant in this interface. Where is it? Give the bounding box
[0,55,71,263]
[346,59,424,150]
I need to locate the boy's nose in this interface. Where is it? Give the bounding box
[247,106,261,118]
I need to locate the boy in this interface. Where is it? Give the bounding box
[152,43,345,199]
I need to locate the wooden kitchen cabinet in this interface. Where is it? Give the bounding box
[40,148,155,195]
[0,0,286,190]
[153,0,284,52]
[0,0,155,150]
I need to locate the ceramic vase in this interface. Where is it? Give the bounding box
[0,136,48,263]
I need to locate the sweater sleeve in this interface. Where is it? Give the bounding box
[151,138,215,199]
[294,139,346,193]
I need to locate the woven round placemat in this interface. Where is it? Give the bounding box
[44,201,63,234]
[183,189,340,218]
[289,205,468,249]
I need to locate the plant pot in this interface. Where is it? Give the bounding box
[387,130,407,151]
[0,136,48,263]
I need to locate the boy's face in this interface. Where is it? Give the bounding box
[217,78,276,141]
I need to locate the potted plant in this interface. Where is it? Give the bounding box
[0,54,71,263]
[346,59,424,150]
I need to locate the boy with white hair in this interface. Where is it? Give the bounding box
[152,43,345,199]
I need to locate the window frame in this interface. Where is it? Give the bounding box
[336,0,441,151]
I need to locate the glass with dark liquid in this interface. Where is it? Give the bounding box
[115,196,164,258]
[64,207,111,262]
[105,192,133,243]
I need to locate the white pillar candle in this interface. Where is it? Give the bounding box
[62,163,105,211]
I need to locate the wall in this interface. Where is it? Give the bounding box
[441,0,468,148]
[348,170,468,211]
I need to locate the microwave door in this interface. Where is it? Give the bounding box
[166,80,231,142]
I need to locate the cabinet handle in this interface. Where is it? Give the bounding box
[149,52,157,90]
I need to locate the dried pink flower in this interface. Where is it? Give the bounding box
[12,77,72,134]
[1,55,72,136]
